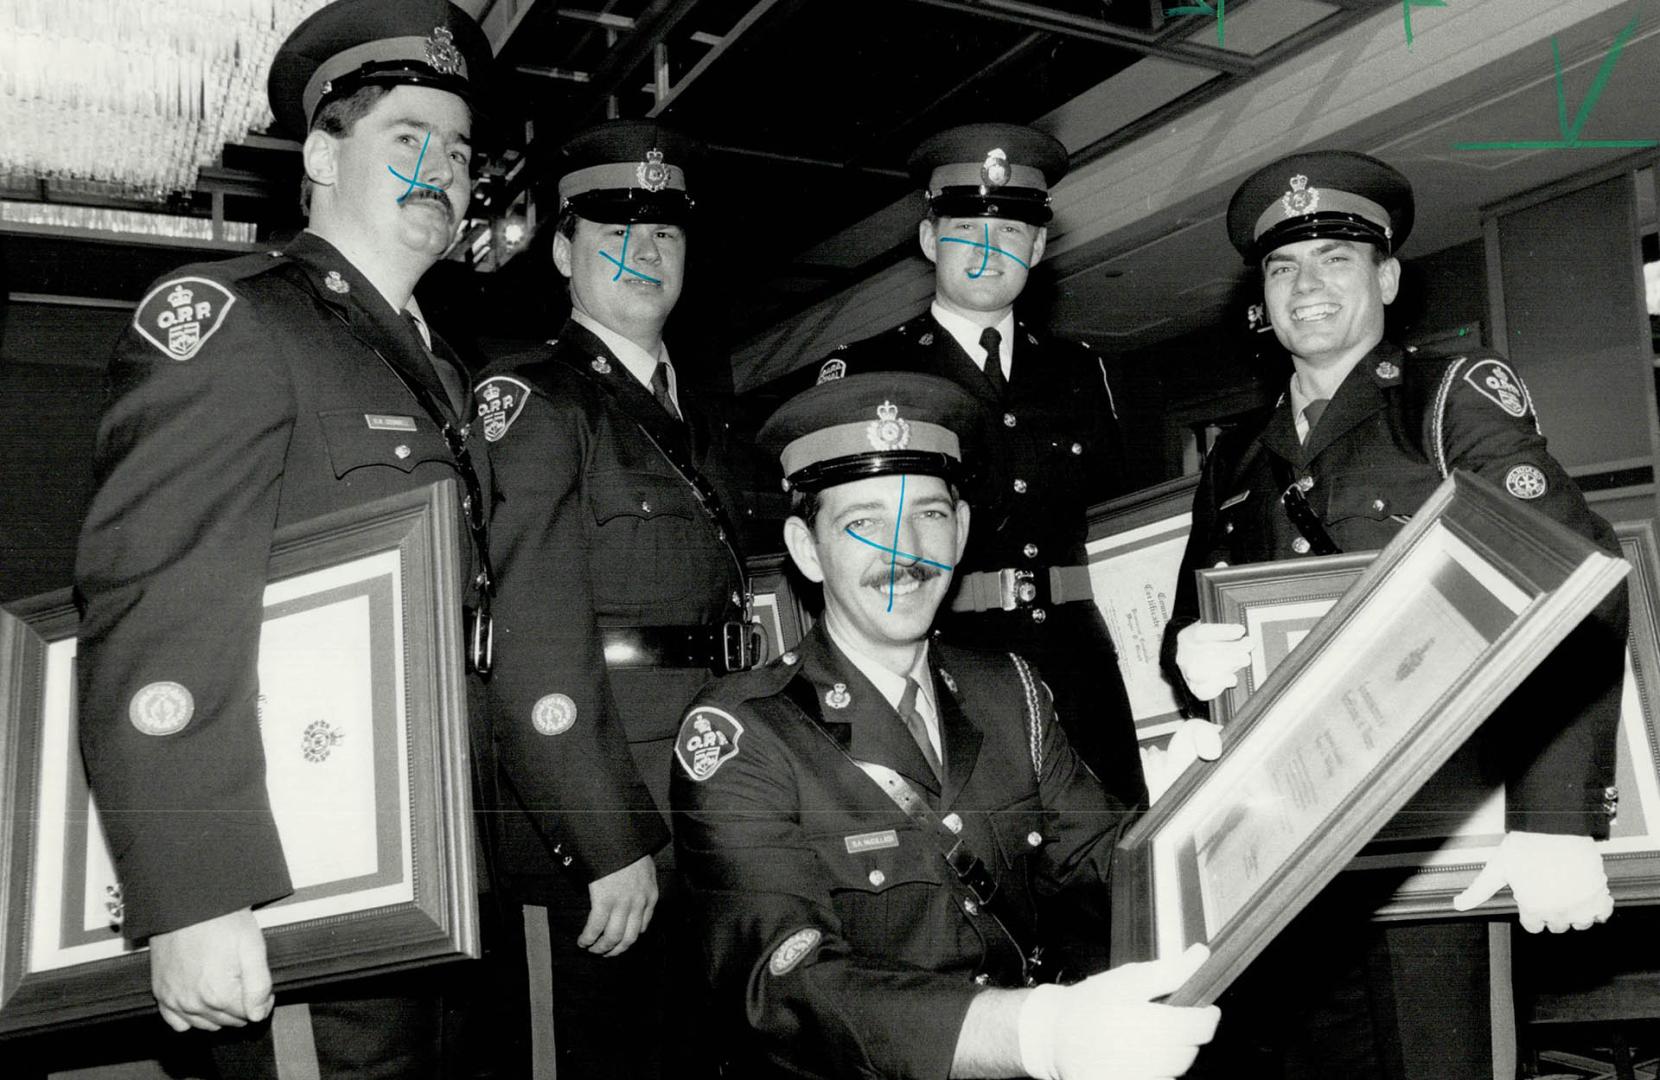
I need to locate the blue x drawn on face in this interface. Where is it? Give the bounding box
[841,476,956,612]
[599,224,665,284]
[938,223,1031,279]
[387,132,447,203]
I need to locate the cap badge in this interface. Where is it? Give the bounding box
[816,358,847,385]
[825,683,851,710]
[1281,174,1320,218]
[637,148,671,193]
[324,270,349,294]
[425,27,464,76]
[980,148,1010,192]
[866,400,911,452]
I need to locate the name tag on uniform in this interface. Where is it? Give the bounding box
[1219,490,1251,511]
[844,829,899,854]
[365,414,417,431]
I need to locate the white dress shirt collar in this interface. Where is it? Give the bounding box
[571,310,677,405]
[824,622,942,758]
[930,302,1014,381]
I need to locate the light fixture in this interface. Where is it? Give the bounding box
[0,0,337,200]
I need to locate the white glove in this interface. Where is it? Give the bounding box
[1140,721,1224,804]
[1174,623,1253,703]
[1019,943,1221,1080]
[1452,831,1613,933]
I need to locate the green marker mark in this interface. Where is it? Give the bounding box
[1166,0,1224,48]
[1402,0,1447,49]
[1455,12,1657,151]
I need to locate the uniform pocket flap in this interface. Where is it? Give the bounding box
[589,469,697,525]
[807,828,946,893]
[317,408,450,477]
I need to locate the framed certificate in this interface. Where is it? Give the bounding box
[0,481,478,1034]
[1110,471,1630,1006]
[746,552,812,661]
[1085,475,1201,737]
[1198,520,1660,918]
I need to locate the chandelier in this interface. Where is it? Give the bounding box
[0,0,337,201]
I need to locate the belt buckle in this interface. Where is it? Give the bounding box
[467,607,494,676]
[719,620,757,674]
[997,568,1038,611]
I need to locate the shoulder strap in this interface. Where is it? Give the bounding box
[1007,653,1044,780]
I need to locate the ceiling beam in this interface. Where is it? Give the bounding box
[648,0,794,117]
[901,0,1256,76]
[569,0,704,127]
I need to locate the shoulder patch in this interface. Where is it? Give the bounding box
[476,375,532,442]
[1505,463,1548,500]
[132,277,237,361]
[1462,358,1530,418]
[676,706,745,782]
[816,358,846,384]
[768,927,822,976]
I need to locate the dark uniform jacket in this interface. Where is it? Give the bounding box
[670,623,1129,1079]
[76,231,488,941]
[1164,340,1627,836]
[820,312,1144,803]
[476,320,747,893]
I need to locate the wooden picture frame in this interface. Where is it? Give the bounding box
[1197,519,1660,917]
[1084,475,1202,738]
[0,482,478,1034]
[746,551,813,661]
[1110,472,1630,1006]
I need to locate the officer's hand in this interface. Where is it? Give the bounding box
[1453,831,1613,933]
[149,907,274,1032]
[580,854,659,957]
[1174,623,1253,702]
[1140,721,1224,804]
[1020,943,1220,1080]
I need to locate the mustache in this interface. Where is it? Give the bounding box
[407,187,452,218]
[863,563,943,590]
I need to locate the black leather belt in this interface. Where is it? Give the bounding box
[949,565,1095,613]
[600,622,762,674]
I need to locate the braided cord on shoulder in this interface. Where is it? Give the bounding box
[1009,653,1043,779]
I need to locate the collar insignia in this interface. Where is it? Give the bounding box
[425,27,465,76]
[866,400,911,452]
[1375,360,1400,380]
[939,669,957,695]
[825,682,851,710]
[590,356,612,375]
[1281,174,1319,217]
[324,270,349,294]
[637,148,670,192]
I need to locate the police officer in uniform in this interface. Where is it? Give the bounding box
[814,123,1144,806]
[475,120,753,1079]
[672,371,1221,1079]
[74,2,496,1075]
[1164,151,1627,1079]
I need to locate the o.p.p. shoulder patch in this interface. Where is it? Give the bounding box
[675,706,744,782]
[768,927,821,976]
[476,375,531,443]
[1462,359,1530,419]
[133,277,237,361]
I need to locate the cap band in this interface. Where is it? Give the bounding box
[787,451,963,494]
[559,161,688,201]
[928,161,1049,193]
[303,36,468,129]
[1254,188,1391,244]
[781,420,961,479]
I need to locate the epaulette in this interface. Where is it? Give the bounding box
[214,248,300,284]
[710,650,804,705]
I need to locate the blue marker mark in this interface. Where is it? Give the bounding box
[599,225,664,284]
[841,475,956,612]
[1401,0,1446,49]
[1455,13,1656,151]
[938,224,1031,278]
[1166,0,1224,47]
[387,132,446,203]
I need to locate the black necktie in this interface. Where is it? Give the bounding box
[897,677,944,782]
[979,326,1006,397]
[651,360,681,421]
[404,312,466,415]
[1301,397,1330,439]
